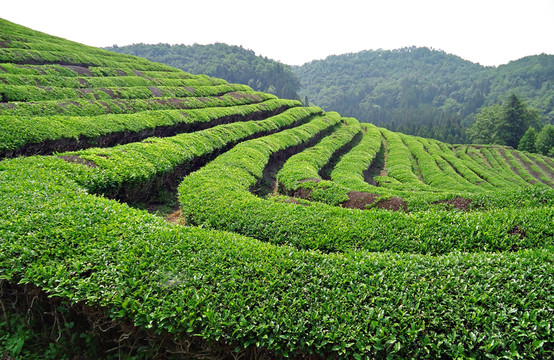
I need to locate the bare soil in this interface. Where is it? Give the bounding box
[508,225,526,239]
[364,139,387,185]
[57,154,97,167]
[340,191,380,209]
[148,87,163,97]
[60,65,92,76]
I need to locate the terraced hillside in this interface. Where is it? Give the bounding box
[1,19,553,359]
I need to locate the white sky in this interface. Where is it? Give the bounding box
[2,0,553,66]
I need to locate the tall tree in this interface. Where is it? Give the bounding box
[466,104,504,144]
[497,94,539,147]
[467,94,541,147]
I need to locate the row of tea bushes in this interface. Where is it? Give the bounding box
[2,154,553,359]
[0,91,275,117]
[0,98,300,156]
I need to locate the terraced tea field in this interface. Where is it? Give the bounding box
[0,19,553,359]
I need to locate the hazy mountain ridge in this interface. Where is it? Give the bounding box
[294,47,554,143]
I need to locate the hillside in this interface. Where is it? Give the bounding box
[106,44,554,144]
[105,43,301,100]
[293,47,554,143]
[1,18,554,360]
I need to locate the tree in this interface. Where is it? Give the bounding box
[518,127,537,152]
[466,104,503,144]
[467,94,541,147]
[535,124,554,155]
[496,94,540,147]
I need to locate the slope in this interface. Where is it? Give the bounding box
[0,18,553,360]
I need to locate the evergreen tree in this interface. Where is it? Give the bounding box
[497,94,539,147]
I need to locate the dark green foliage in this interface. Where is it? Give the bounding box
[536,124,554,156]
[105,43,301,100]
[498,94,541,147]
[467,94,542,146]
[518,127,538,152]
[293,47,554,142]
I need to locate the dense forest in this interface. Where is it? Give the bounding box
[294,47,554,143]
[105,43,301,100]
[106,44,554,144]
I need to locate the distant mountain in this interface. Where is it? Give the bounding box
[293,47,554,143]
[105,43,301,100]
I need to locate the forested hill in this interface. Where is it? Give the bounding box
[293,47,554,143]
[105,43,301,100]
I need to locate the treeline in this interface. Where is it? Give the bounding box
[293,47,554,143]
[105,43,301,100]
[468,94,554,156]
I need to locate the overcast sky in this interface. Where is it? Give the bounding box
[3,0,553,66]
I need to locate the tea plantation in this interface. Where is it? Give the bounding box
[0,18,553,359]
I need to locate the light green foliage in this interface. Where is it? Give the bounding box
[0,98,299,154]
[278,116,357,184]
[0,91,276,117]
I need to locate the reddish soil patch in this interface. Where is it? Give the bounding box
[508,225,526,239]
[291,187,313,200]
[299,178,321,184]
[287,179,321,200]
[435,197,472,211]
[341,191,380,210]
[273,196,309,206]
[77,78,89,87]
[374,196,407,212]
[149,87,163,97]
[165,209,186,225]
[58,155,97,167]
[60,65,92,76]
[100,88,116,99]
